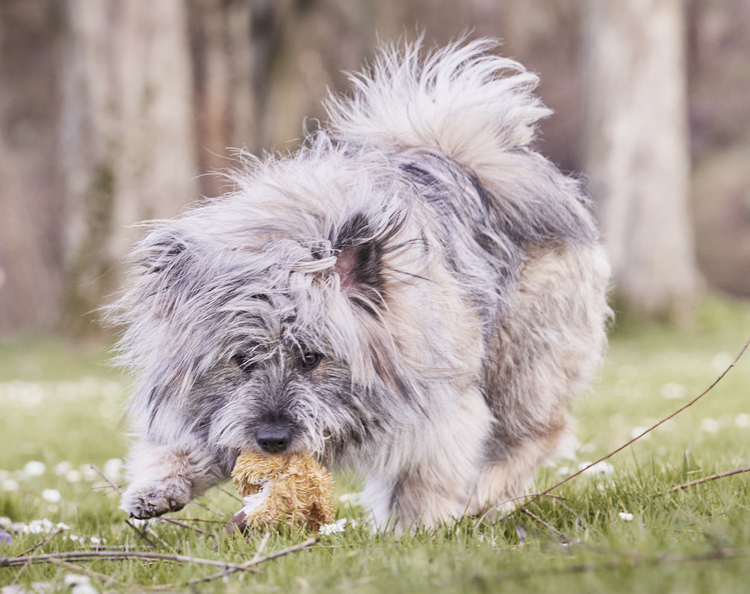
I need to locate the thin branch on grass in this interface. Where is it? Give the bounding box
[252,532,272,563]
[125,519,156,549]
[513,336,750,514]
[216,484,244,503]
[520,509,567,542]
[17,527,64,557]
[191,500,228,520]
[46,557,120,586]
[157,536,320,589]
[0,550,261,573]
[158,517,209,535]
[145,525,174,550]
[546,497,590,532]
[10,556,33,586]
[653,466,750,497]
[90,464,123,494]
[473,493,568,536]
[165,517,225,524]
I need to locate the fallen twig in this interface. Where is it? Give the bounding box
[473,493,568,536]
[125,519,156,549]
[46,557,120,586]
[90,464,123,494]
[653,466,750,497]
[520,509,567,542]
[0,550,261,573]
[252,532,272,563]
[158,516,214,538]
[17,527,64,557]
[171,536,320,588]
[191,500,228,520]
[216,484,244,503]
[10,555,34,586]
[163,517,225,524]
[514,336,750,514]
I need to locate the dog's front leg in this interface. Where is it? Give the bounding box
[120,440,229,519]
[364,386,492,533]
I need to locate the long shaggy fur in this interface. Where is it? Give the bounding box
[107,38,611,531]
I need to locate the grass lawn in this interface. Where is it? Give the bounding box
[2,298,750,593]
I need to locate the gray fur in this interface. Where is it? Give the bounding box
[107,38,611,530]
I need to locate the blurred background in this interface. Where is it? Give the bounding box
[1,0,749,339]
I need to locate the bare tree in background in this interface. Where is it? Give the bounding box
[583,0,698,324]
[0,1,64,335]
[60,0,199,330]
[188,0,255,198]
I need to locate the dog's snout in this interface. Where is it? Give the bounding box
[256,425,292,453]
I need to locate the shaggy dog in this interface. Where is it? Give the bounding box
[109,38,611,531]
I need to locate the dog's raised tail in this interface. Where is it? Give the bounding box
[324,37,551,166]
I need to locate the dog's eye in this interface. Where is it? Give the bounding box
[300,352,322,370]
[232,354,255,373]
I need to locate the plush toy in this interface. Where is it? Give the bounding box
[226,452,334,533]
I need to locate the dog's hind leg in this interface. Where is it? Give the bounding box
[466,414,574,517]
[120,440,231,519]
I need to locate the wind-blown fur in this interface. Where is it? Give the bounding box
[108,38,611,531]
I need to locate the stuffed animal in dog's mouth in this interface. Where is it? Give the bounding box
[226,452,334,533]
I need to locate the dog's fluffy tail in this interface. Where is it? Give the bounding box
[324,37,551,165]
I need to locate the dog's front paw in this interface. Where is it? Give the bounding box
[121,480,191,519]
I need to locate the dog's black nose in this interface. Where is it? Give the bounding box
[256,425,292,453]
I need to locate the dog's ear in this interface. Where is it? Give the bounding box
[333,213,386,312]
[124,229,197,319]
[137,230,188,275]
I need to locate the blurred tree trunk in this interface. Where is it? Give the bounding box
[0,1,64,335]
[60,0,199,332]
[187,0,255,197]
[583,0,699,325]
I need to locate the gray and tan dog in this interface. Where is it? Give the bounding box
[109,38,611,531]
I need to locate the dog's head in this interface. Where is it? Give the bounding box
[107,143,482,468]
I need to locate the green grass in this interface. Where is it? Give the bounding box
[2,298,750,592]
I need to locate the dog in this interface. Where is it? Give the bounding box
[108,38,611,531]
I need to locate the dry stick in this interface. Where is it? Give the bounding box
[11,529,66,585]
[10,556,34,586]
[158,517,209,535]
[17,527,64,557]
[473,493,568,536]
[520,509,567,542]
[46,557,119,586]
[191,500,228,520]
[216,484,244,503]
[172,536,320,589]
[509,336,750,515]
[653,466,750,497]
[90,464,123,494]
[0,551,260,573]
[252,532,272,563]
[166,518,225,524]
[124,520,156,549]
